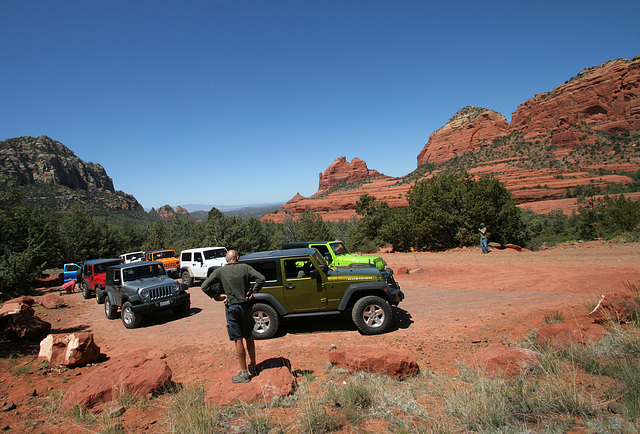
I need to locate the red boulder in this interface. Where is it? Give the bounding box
[62,356,172,409]
[328,346,420,379]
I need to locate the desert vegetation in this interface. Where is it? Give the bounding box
[2,170,640,296]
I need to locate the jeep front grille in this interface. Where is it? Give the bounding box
[148,285,174,300]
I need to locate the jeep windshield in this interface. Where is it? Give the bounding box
[313,250,328,268]
[123,264,166,281]
[203,248,226,260]
[329,242,349,255]
[153,251,177,260]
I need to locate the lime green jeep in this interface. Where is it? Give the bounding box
[282,240,386,271]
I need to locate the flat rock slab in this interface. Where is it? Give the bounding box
[328,346,420,379]
[62,356,172,409]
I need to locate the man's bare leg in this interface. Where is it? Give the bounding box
[235,340,247,372]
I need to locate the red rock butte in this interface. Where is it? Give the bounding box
[262,56,640,223]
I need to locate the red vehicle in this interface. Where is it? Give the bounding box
[79,258,123,303]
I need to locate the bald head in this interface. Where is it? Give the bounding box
[226,250,239,263]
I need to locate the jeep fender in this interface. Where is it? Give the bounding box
[104,290,116,306]
[180,268,194,278]
[122,293,142,304]
[253,293,288,316]
[337,282,390,311]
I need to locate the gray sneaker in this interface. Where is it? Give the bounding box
[232,370,251,383]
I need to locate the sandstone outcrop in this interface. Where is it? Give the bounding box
[511,57,640,140]
[152,204,192,220]
[328,346,420,379]
[317,157,383,191]
[205,366,297,407]
[40,293,66,309]
[417,106,509,166]
[264,56,640,222]
[62,356,172,409]
[39,333,101,366]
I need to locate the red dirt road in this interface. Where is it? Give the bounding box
[2,241,639,432]
[43,241,640,378]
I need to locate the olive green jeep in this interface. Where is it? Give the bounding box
[238,248,404,339]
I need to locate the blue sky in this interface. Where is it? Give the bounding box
[2,1,638,210]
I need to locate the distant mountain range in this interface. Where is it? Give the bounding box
[177,203,285,213]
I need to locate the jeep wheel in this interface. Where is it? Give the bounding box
[181,271,193,287]
[351,295,393,335]
[104,296,118,319]
[81,282,91,299]
[172,298,190,317]
[252,303,280,340]
[95,287,105,304]
[121,302,142,329]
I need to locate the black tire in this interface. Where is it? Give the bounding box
[104,295,118,319]
[81,281,91,299]
[351,295,393,335]
[252,303,280,340]
[95,286,105,304]
[121,301,142,329]
[181,270,193,287]
[172,298,190,317]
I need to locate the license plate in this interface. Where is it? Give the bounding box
[159,300,170,307]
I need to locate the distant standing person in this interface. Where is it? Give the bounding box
[479,223,489,253]
[201,250,266,383]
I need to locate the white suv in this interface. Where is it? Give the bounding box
[119,251,145,264]
[179,247,228,286]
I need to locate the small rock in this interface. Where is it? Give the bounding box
[108,406,126,418]
[1,400,16,412]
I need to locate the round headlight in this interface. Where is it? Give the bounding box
[141,289,149,298]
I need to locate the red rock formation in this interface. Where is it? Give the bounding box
[317,157,382,192]
[417,106,509,166]
[511,56,640,141]
[263,56,640,222]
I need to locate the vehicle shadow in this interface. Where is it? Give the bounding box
[135,306,203,328]
[273,305,412,338]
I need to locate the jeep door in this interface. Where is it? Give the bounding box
[191,252,208,279]
[281,257,328,311]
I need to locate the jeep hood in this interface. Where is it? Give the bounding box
[334,253,385,270]
[125,276,176,290]
[327,267,382,281]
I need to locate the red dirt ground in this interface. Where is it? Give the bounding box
[1,241,640,432]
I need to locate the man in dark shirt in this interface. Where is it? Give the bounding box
[202,250,265,383]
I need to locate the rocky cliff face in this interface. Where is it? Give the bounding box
[418,56,640,163]
[417,106,509,166]
[1,136,115,191]
[511,57,640,142]
[0,135,144,214]
[263,56,640,222]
